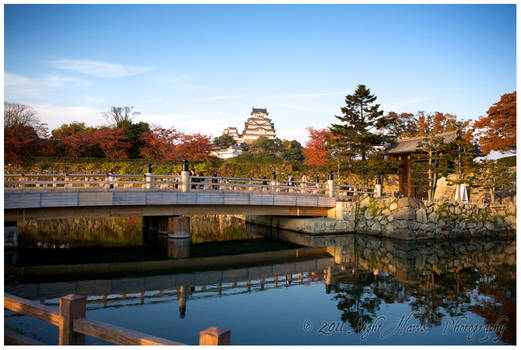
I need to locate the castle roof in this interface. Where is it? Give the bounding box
[251,108,268,115]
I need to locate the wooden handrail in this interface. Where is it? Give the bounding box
[73,318,184,345]
[4,293,62,326]
[4,293,230,346]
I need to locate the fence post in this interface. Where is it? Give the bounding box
[374,174,382,198]
[199,327,231,345]
[59,294,86,345]
[20,174,25,190]
[181,159,191,192]
[65,174,71,188]
[271,171,278,193]
[327,170,335,198]
[146,163,153,190]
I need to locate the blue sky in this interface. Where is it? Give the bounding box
[4,4,516,144]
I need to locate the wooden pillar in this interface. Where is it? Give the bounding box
[59,294,86,345]
[177,286,187,318]
[199,327,231,345]
[325,266,332,294]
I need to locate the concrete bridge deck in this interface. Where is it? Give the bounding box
[4,173,351,221]
[4,190,336,221]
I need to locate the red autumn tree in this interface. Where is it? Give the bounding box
[177,133,214,162]
[140,127,184,160]
[303,127,333,169]
[415,111,459,136]
[51,123,97,157]
[4,124,42,162]
[4,102,48,162]
[473,92,516,155]
[91,127,131,159]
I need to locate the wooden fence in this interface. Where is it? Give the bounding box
[4,293,230,345]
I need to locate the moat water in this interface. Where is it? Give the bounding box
[4,216,516,345]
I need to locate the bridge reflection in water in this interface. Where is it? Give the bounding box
[4,225,516,345]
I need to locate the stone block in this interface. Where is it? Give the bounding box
[416,208,427,224]
[397,197,424,209]
[394,207,416,220]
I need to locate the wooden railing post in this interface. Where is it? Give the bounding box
[59,294,86,345]
[199,327,231,345]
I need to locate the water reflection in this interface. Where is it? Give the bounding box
[5,224,516,345]
[249,225,516,344]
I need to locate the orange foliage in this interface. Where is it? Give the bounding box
[91,128,131,159]
[303,127,333,169]
[140,128,213,161]
[473,92,516,155]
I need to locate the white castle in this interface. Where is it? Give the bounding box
[223,107,276,144]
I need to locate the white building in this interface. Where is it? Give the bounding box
[210,144,243,159]
[223,107,276,144]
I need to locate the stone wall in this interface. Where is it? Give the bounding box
[336,197,516,240]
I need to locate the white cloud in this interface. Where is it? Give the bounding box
[50,59,151,78]
[33,104,106,130]
[203,95,242,101]
[5,72,91,101]
[136,113,244,138]
[277,128,309,145]
[84,95,105,104]
[384,97,430,111]
[272,90,350,99]
[143,97,165,104]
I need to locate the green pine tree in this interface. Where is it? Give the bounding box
[329,84,396,181]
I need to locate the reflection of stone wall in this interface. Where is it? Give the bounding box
[335,197,516,240]
[263,229,516,285]
[345,235,515,283]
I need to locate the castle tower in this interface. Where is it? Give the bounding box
[240,108,276,144]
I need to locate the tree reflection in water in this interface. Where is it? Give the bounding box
[330,238,515,344]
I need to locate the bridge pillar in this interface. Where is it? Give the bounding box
[167,216,191,259]
[149,216,159,247]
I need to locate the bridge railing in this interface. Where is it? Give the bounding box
[4,173,375,198]
[189,176,330,195]
[335,184,375,199]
